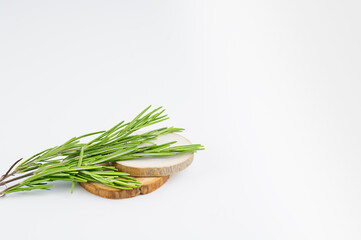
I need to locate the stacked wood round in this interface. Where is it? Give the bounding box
[80,133,194,199]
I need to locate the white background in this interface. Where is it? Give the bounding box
[1,1,361,239]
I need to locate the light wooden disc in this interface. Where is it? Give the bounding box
[114,133,194,176]
[79,176,169,199]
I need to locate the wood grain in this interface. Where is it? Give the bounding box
[79,176,169,199]
[114,155,193,176]
[114,133,194,176]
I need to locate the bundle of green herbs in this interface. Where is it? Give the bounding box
[0,106,204,197]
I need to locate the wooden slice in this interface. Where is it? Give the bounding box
[114,133,194,176]
[79,176,169,199]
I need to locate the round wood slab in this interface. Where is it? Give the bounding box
[79,176,169,199]
[114,133,194,176]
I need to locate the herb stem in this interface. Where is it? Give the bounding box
[0,183,20,197]
[0,172,35,186]
[0,158,23,182]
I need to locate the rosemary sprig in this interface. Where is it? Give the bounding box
[0,106,204,197]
